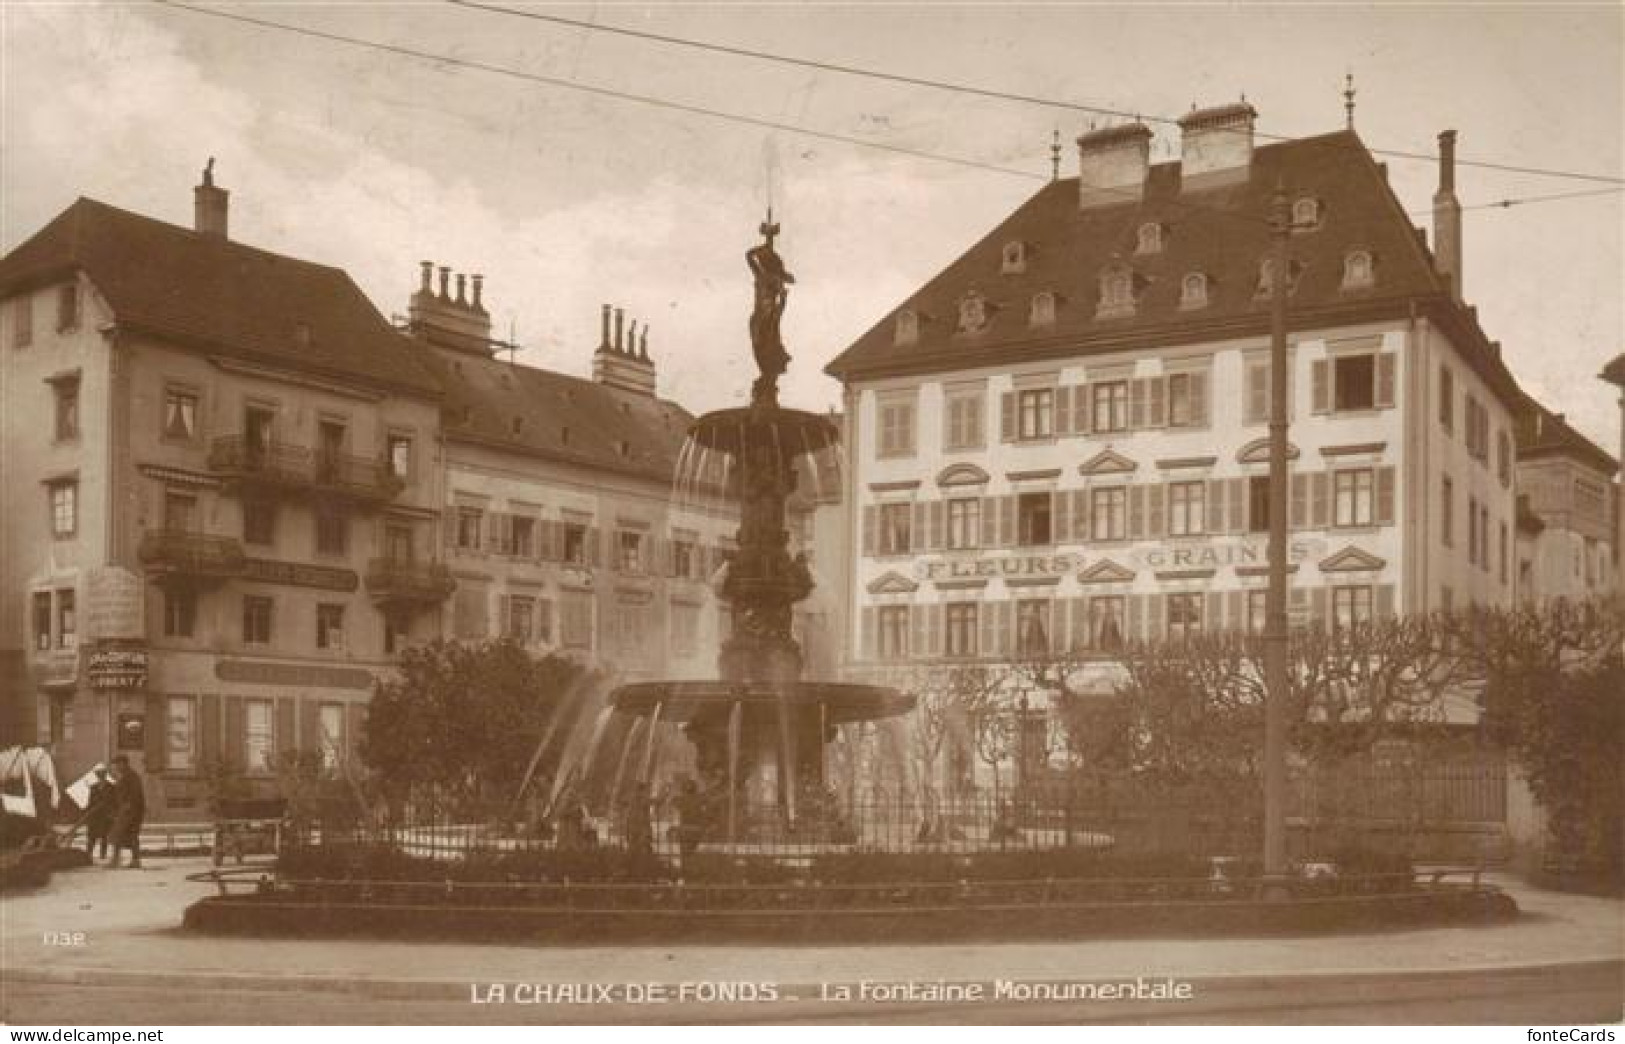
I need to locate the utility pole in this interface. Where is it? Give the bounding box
[1263,184,1293,882]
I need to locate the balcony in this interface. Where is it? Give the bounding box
[209,436,405,506]
[138,529,247,582]
[365,558,455,608]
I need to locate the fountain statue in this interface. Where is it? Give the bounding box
[608,217,912,841]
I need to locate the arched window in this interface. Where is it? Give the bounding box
[957,291,989,334]
[894,309,920,346]
[1001,241,1028,275]
[1292,197,1322,228]
[1096,267,1137,318]
[1136,222,1164,254]
[1342,249,1375,289]
[1180,272,1209,309]
[1029,291,1057,327]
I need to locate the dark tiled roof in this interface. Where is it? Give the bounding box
[1515,396,1618,475]
[408,343,695,485]
[827,130,1462,382]
[0,198,441,398]
[1601,353,1625,387]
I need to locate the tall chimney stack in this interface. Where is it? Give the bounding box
[193,158,229,240]
[614,308,625,352]
[437,266,451,300]
[1075,123,1153,209]
[1433,129,1463,301]
[470,274,485,313]
[600,304,612,349]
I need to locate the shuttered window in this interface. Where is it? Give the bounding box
[1091,381,1128,433]
[1090,487,1126,541]
[1333,469,1374,527]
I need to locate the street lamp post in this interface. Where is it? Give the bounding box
[1263,185,1294,883]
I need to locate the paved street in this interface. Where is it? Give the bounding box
[2,857,1621,1024]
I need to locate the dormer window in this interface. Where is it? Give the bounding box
[894,309,920,346]
[956,290,991,335]
[1135,222,1165,255]
[1179,272,1210,310]
[1095,265,1139,319]
[1029,291,1057,327]
[1291,196,1323,229]
[1001,240,1029,274]
[1255,258,1303,299]
[1341,249,1375,290]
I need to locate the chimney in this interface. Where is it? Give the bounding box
[470,274,485,313]
[1075,122,1153,209]
[193,158,229,239]
[1177,101,1257,190]
[437,266,451,300]
[454,273,467,306]
[408,262,494,357]
[1434,129,1463,301]
[592,304,657,397]
[417,261,434,297]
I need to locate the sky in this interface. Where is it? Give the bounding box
[3,2,1621,453]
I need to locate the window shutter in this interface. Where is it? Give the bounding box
[910,605,926,661]
[587,527,602,567]
[1206,592,1223,632]
[443,508,458,551]
[1126,594,1145,642]
[927,501,945,551]
[1309,587,1329,627]
[1189,372,1209,427]
[1375,467,1396,525]
[199,695,221,769]
[1053,598,1071,654]
[1070,597,1090,650]
[1054,490,1072,545]
[1310,472,1330,529]
[1128,485,1147,539]
[224,697,244,772]
[1054,385,1073,436]
[1071,490,1089,542]
[1000,392,1016,442]
[1290,474,1308,529]
[1375,352,1396,409]
[1226,590,1244,633]
[1246,363,1268,424]
[299,698,320,754]
[979,602,999,659]
[487,512,502,552]
[1148,376,1168,427]
[862,506,877,555]
[1374,584,1396,619]
[1311,359,1330,414]
[346,704,365,766]
[1229,478,1247,534]
[500,595,513,636]
[996,600,1014,657]
[1075,385,1092,435]
[926,603,944,658]
[861,607,877,660]
[276,698,296,762]
[1147,593,1165,642]
[980,497,999,547]
[1208,479,1228,532]
[1289,587,1309,628]
[1147,484,1165,538]
[911,502,927,553]
[1000,496,1017,548]
[145,692,167,773]
[1128,378,1148,429]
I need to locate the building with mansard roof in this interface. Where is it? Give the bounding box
[825,104,1527,772]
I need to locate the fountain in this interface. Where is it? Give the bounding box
[608,214,913,842]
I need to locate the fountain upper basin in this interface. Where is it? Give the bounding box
[609,680,914,726]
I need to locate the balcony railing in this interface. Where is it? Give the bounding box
[137,529,247,580]
[209,436,405,505]
[365,557,455,607]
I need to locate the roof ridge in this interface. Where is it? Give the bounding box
[64,196,351,275]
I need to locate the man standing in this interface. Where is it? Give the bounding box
[108,755,145,869]
[83,765,114,861]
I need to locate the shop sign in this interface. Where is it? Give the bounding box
[1132,539,1325,571]
[241,558,359,592]
[914,554,1078,583]
[215,659,374,690]
[87,645,148,691]
[84,567,145,640]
